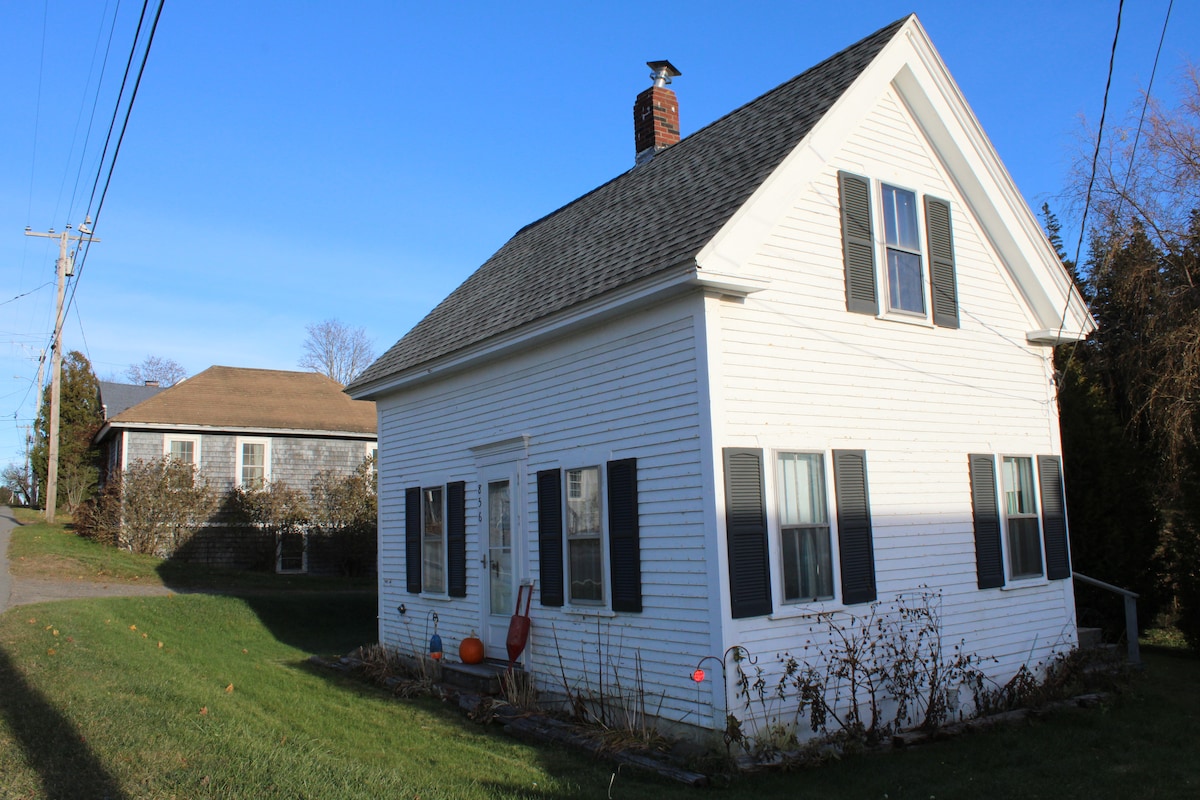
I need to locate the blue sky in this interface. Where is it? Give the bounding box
[0,0,1195,470]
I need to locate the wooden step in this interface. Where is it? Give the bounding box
[439,660,508,695]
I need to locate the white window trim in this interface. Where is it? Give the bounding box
[236,437,272,489]
[768,449,843,617]
[564,462,608,608]
[876,180,933,324]
[998,453,1049,585]
[163,433,202,466]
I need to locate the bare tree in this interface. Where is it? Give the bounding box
[299,319,376,385]
[125,356,188,387]
[2,462,35,506]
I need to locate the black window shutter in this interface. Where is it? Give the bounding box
[839,171,879,315]
[833,450,876,604]
[405,486,421,594]
[607,458,642,613]
[1039,455,1071,580]
[446,481,467,598]
[537,468,564,607]
[968,454,1005,589]
[724,448,772,619]
[925,196,960,328]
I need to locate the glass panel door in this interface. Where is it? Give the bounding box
[487,480,513,618]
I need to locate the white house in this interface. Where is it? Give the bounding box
[348,14,1093,737]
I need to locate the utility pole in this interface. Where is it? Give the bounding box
[24,220,99,523]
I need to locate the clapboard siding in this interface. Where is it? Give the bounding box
[375,301,713,725]
[710,86,1073,715]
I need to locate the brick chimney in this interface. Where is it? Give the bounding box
[633,60,681,165]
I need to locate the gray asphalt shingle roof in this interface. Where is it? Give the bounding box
[351,16,907,392]
[98,381,165,419]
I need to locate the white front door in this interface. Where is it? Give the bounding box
[482,476,517,657]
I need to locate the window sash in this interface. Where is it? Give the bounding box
[422,487,445,594]
[777,453,834,602]
[1002,457,1043,579]
[782,524,834,601]
[240,442,266,489]
[168,440,194,464]
[882,184,925,314]
[566,466,603,603]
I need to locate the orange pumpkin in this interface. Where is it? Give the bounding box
[459,633,485,665]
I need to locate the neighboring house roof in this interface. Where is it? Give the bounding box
[350,16,908,393]
[98,380,165,419]
[97,366,377,438]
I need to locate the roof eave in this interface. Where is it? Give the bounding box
[350,262,769,399]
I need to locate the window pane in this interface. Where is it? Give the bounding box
[569,537,603,602]
[777,453,834,601]
[566,467,601,535]
[169,440,194,464]
[882,185,920,251]
[1002,457,1036,515]
[423,487,444,593]
[1008,518,1043,578]
[778,453,827,526]
[887,249,925,313]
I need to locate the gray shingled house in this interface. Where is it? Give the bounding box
[348,15,1093,738]
[95,366,377,573]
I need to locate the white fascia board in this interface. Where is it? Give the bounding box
[888,21,1095,339]
[351,261,759,397]
[100,421,377,440]
[695,15,1094,342]
[1027,329,1089,346]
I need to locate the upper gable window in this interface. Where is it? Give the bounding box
[881,184,925,315]
[838,171,959,328]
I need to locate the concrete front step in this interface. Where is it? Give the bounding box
[440,660,510,695]
[1078,627,1103,649]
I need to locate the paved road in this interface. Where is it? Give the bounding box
[0,505,14,612]
[0,506,172,612]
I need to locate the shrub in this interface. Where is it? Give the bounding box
[76,458,217,555]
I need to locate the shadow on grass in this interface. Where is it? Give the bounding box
[233,590,378,654]
[0,645,128,799]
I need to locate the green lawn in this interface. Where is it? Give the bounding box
[7,515,372,591]
[3,517,1199,798]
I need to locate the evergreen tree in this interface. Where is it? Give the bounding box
[31,350,104,512]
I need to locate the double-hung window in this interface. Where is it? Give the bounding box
[421,487,445,594]
[566,466,604,604]
[1001,456,1043,579]
[776,453,834,602]
[237,438,270,489]
[839,171,959,327]
[881,184,924,315]
[537,459,641,612]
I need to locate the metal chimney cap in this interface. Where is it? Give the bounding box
[646,60,681,88]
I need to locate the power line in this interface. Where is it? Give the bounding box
[1054,0,1126,346]
[0,281,55,308]
[65,0,165,328]
[1071,0,1124,274]
[66,0,125,225]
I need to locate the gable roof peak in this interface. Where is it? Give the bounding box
[350,15,912,397]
